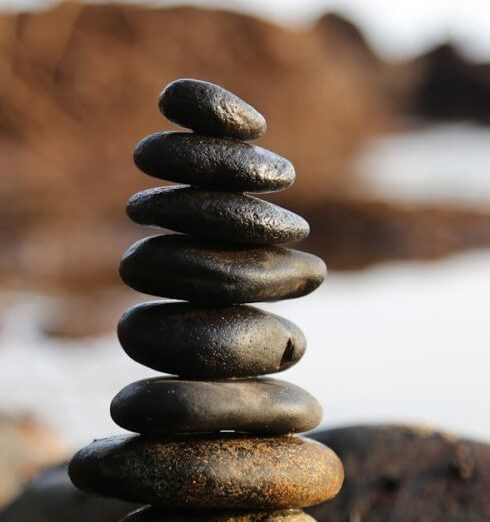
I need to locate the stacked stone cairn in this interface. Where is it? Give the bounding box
[69,79,344,521]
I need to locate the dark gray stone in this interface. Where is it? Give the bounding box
[110,377,322,435]
[308,425,490,522]
[68,434,344,510]
[0,463,137,522]
[127,187,309,245]
[159,79,266,141]
[133,132,294,193]
[123,506,316,521]
[119,234,326,304]
[117,302,305,378]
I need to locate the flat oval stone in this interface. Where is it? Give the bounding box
[159,79,266,141]
[110,377,322,435]
[127,187,309,245]
[133,132,294,193]
[118,302,305,378]
[124,506,316,521]
[119,235,326,304]
[68,434,344,510]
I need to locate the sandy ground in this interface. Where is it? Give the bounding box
[0,249,489,450]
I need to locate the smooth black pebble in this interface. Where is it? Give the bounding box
[119,234,326,304]
[159,79,266,141]
[118,302,306,378]
[110,377,322,435]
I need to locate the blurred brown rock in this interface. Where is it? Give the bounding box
[395,43,490,123]
[308,425,490,521]
[0,415,66,507]
[1,3,490,322]
[305,198,490,269]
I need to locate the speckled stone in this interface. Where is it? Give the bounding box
[133,132,294,193]
[123,506,316,521]
[117,302,305,378]
[68,434,344,510]
[159,79,266,141]
[119,235,326,304]
[110,377,322,435]
[127,187,309,245]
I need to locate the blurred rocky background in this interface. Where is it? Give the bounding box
[2,2,490,311]
[1,1,490,519]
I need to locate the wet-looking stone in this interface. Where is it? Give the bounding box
[127,187,309,245]
[159,79,267,141]
[134,133,295,193]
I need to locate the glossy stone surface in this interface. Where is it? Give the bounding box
[110,377,322,435]
[118,302,305,378]
[68,434,343,510]
[119,235,326,304]
[159,79,266,141]
[133,132,294,193]
[127,187,309,245]
[123,506,316,521]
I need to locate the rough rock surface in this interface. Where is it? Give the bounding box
[69,434,344,510]
[127,187,309,245]
[307,425,490,522]
[159,79,267,140]
[133,132,295,193]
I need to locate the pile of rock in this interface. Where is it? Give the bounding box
[69,79,343,521]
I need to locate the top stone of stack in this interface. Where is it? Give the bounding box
[134,79,295,193]
[160,79,267,140]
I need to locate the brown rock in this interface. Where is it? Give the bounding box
[69,434,343,510]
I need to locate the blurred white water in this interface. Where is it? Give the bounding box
[354,124,490,208]
[0,249,489,450]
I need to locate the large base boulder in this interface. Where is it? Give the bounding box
[309,425,490,521]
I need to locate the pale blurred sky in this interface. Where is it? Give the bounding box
[2,0,490,60]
